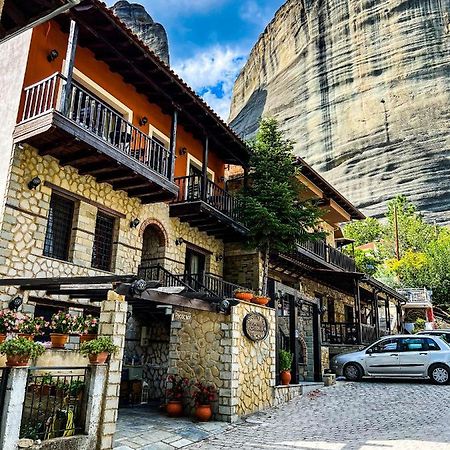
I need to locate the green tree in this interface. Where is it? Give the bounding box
[343,217,382,246]
[240,118,323,295]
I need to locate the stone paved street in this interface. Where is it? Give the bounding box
[189,380,450,450]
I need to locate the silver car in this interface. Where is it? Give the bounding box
[331,334,450,384]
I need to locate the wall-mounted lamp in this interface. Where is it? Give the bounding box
[175,237,185,246]
[216,254,224,262]
[139,116,148,126]
[219,176,225,182]
[28,177,41,190]
[9,295,23,311]
[178,147,187,156]
[216,298,239,314]
[130,218,140,229]
[47,49,59,62]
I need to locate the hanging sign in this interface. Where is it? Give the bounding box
[174,310,192,322]
[243,312,269,341]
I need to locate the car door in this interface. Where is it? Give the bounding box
[399,337,439,376]
[365,338,402,376]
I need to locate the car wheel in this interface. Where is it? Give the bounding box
[429,364,450,385]
[343,363,362,381]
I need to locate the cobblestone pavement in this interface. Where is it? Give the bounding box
[189,379,450,450]
[114,405,231,449]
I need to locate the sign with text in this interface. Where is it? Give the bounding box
[174,310,192,322]
[243,312,269,342]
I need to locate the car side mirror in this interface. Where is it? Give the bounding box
[366,348,373,354]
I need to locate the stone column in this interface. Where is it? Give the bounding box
[97,290,127,450]
[0,367,28,450]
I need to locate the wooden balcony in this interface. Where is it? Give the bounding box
[322,322,387,346]
[169,175,248,240]
[13,73,177,202]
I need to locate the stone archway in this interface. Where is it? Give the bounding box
[140,220,167,268]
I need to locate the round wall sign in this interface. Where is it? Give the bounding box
[243,312,269,341]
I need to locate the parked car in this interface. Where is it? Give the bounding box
[331,334,450,384]
[417,329,450,344]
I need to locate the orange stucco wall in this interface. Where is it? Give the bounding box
[19,21,225,184]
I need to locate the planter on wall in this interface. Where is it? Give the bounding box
[50,333,69,349]
[88,351,109,365]
[252,296,269,306]
[280,370,291,385]
[166,400,183,417]
[195,404,212,422]
[0,334,6,344]
[234,292,253,301]
[18,334,34,341]
[6,354,30,367]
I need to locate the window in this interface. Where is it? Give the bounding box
[91,212,115,271]
[327,299,335,323]
[344,305,354,323]
[43,193,75,261]
[370,338,400,353]
[400,337,441,352]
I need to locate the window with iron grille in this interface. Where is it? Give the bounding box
[43,194,74,261]
[91,211,115,271]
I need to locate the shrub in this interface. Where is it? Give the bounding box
[79,336,118,356]
[279,349,293,371]
[0,337,45,358]
[191,381,217,406]
[0,310,17,334]
[165,374,190,401]
[75,315,99,335]
[16,315,48,336]
[233,288,254,295]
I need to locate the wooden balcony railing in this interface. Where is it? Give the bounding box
[321,322,359,345]
[297,240,356,272]
[173,175,244,223]
[20,72,172,179]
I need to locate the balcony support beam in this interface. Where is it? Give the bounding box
[354,278,362,344]
[60,20,79,115]
[373,289,380,339]
[169,108,178,181]
[201,136,209,202]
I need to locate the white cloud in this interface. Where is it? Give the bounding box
[239,1,274,25]
[173,46,247,119]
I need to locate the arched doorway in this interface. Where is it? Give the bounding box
[139,223,167,276]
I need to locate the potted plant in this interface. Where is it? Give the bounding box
[191,380,217,422]
[233,288,254,301]
[252,291,270,306]
[0,310,17,343]
[80,336,117,364]
[0,336,45,367]
[76,315,99,343]
[279,349,293,385]
[49,311,76,348]
[165,374,189,417]
[16,315,48,341]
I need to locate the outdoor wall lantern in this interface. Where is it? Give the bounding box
[175,237,184,246]
[47,49,59,62]
[216,254,224,262]
[27,177,41,190]
[139,116,148,126]
[9,295,23,311]
[178,147,187,156]
[216,298,239,314]
[130,218,140,229]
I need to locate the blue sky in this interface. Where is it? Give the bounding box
[108,0,285,119]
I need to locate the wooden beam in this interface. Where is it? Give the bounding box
[135,289,215,312]
[78,161,116,175]
[169,108,178,181]
[60,149,94,166]
[60,20,79,114]
[113,179,150,191]
[96,170,132,183]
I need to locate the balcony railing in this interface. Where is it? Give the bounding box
[297,240,356,272]
[173,175,244,223]
[322,322,384,345]
[138,264,246,299]
[20,72,172,179]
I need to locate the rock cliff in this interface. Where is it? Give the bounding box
[111,1,170,65]
[229,0,450,223]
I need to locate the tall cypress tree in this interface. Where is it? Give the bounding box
[240,118,323,295]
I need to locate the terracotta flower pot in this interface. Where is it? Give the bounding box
[80,334,97,343]
[18,333,34,341]
[50,333,69,349]
[6,354,30,367]
[280,370,291,385]
[88,351,109,365]
[235,292,253,301]
[166,400,183,417]
[252,296,270,306]
[195,404,212,422]
[0,334,6,344]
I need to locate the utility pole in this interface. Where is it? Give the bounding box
[394,203,400,260]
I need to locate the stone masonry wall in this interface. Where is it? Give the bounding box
[0,145,224,307]
[224,242,262,290]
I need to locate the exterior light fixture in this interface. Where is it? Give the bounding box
[8,296,23,311]
[175,237,184,246]
[216,298,239,314]
[178,147,187,156]
[130,279,148,296]
[139,116,148,126]
[28,177,41,190]
[47,49,59,62]
[216,254,224,262]
[130,218,140,228]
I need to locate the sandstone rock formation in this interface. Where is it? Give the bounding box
[229,0,450,223]
[111,0,170,65]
